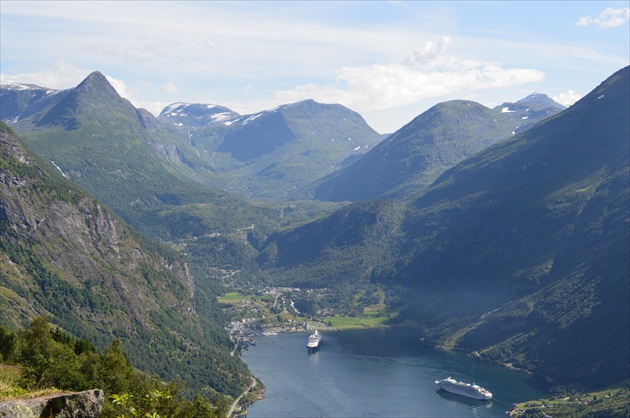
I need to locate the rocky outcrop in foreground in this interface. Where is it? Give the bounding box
[0,389,104,418]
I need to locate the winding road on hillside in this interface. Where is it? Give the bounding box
[228,376,257,417]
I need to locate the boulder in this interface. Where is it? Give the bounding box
[0,389,104,417]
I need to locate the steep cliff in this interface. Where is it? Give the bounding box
[0,122,250,396]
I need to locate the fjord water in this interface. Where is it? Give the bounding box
[242,327,548,417]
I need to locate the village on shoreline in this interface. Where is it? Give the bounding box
[218,285,392,352]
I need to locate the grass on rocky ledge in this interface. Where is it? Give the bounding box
[0,364,63,401]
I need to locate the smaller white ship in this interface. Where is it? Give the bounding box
[435,377,492,400]
[307,330,323,349]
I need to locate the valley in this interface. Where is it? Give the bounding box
[219,284,395,347]
[0,64,628,416]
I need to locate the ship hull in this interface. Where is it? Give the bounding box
[435,378,492,400]
[307,330,323,350]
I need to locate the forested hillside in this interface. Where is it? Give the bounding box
[393,66,629,388]
[0,317,231,417]
[259,67,630,389]
[0,122,251,397]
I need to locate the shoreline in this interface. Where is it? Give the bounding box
[421,340,537,376]
[239,326,552,417]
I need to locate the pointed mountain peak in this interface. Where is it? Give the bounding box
[30,71,134,130]
[74,71,121,99]
[83,70,108,83]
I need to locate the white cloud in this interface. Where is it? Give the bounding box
[136,100,171,117]
[407,36,453,65]
[552,90,582,106]
[104,75,168,115]
[2,2,625,133]
[576,7,630,28]
[104,75,133,100]
[272,37,545,111]
[161,83,179,93]
[0,61,91,89]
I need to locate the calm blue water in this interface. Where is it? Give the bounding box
[242,327,549,417]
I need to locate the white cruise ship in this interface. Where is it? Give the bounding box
[307,330,322,349]
[434,377,492,400]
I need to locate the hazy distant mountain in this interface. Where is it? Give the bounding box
[159,102,240,127]
[0,82,61,123]
[314,94,565,202]
[259,67,629,389]
[217,99,379,161]
[2,75,385,203]
[0,122,251,396]
[159,99,384,199]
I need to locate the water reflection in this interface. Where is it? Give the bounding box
[436,389,494,409]
[308,347,320,365]
[243,328,548,418]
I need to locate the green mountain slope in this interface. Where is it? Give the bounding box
[394,66,629,389]
[162,99,384,200]
[314,94,564,202]
[257,199,405,287]
[259,67,629,389]
[1,72,283,241]
[0,122,251,397]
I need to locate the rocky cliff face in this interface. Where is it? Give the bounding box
[0,125,196,329]
[0,123,250,395]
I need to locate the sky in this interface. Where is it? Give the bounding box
[1,1,629,133]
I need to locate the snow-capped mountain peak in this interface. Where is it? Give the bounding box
[158,102,240,127]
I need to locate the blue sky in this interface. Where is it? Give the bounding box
[1,1,628,133]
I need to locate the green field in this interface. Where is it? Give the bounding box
[327,315,389,329]
[217,291,253,303]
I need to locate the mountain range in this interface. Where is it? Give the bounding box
[314,93,565,202]
[0,72,286,241]
[1,73,385,202]
[1,65,628,394]
[158,98,384,200]
[257,66,630,388]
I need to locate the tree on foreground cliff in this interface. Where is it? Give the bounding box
[0,317,226,417]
